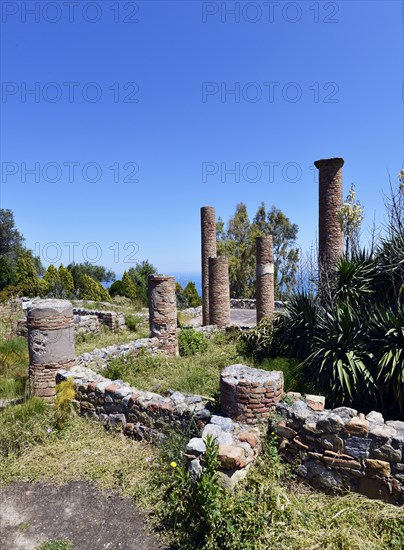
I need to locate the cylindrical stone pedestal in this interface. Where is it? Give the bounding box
[27,299,75,402]
[208,256,230,328]
[220,364,284,424]
[256,236,274,323]
[314,157,344,268]
[201,206,217,326]
[148,275,178,356]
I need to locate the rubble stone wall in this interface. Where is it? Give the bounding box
[57,366,212,442]
[275,396,404,505]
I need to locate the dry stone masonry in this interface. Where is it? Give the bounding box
[148,275,178,356]
[208,256,231,328]
[201,206,217,326]
[73,307,126,332]
[314,157,344,268]
[275,395,404,505]
[255,235,275,323]
[57,365,212,442]
[220,364,284,424]
[27,299,75,401]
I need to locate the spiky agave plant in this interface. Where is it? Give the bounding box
[333,251,377,306]
[305,301,376,410]
[368,289,404,419]
[278,292,320,361]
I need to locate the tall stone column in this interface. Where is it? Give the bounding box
[256,236,274,323]
[201,206,217,326]
[27,299,75,402]
[209,256,230,328]
[148,275,178,356]
[314,157,344,269]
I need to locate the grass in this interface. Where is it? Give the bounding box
[0,337,29,400]
[0,398,403,549]
[104,333,246,399]
[74,325,150,356]
[37,540,73,550]
[0,404,157,509]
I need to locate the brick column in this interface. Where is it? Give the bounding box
[201,206,217,326]
[148,275,178,356]
[27,299,75,402]
[314,157,344,269]
[256,236,274,323]
[208,256,230,328]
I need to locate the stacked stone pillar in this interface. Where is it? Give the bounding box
[148,275,178,356]
[27,299,75,402]
[256,236,274,323]
[314,157,344,269]
[208,256,230,328]
[201,206,217,325]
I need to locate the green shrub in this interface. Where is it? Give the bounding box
[79,274,110,302]
[178,328,208,356]
[237,317,278,361]
[124,314,143,332]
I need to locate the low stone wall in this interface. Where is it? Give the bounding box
[274,395,404,505]
[76,338,160,370]
[57,365,212,442]
[230,299,286,310]
[73,308,125,332]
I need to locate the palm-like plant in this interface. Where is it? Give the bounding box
[368,292,404,417]
[333,251,377,306]
[279,292,320,361]
[305,302,376,409]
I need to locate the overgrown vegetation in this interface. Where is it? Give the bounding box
[178,328,208,356]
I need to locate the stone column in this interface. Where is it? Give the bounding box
[201,206,217,326]
[209,256,230,328]
[256,236,274,323]
[27,299,75,402]
[148,275,178,356]
[314,157,344,268]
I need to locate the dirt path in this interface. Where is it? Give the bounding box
[0,481,166,550]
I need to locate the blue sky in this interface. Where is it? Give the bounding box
[1,0,402,276]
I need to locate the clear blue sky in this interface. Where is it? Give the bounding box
[1,0,402,276]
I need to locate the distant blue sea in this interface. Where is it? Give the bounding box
[171,272,202,296]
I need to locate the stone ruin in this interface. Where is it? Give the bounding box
[314,156,344,269]
[255,235,275,323]
[148,275,178,356]
[201,206,217,325]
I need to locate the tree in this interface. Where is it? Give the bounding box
[0,257,16,290]
[183,282,202,308]
[0,209,25,260]
[15,252,40,296]
[217,203,299,299]
[79,274,111,302]
[336,184,364,256]
[67,262,115,288]
[58,264,74,295]
[121,271,138,301]
[128,260,158,305]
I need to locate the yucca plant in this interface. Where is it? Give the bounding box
[333,251,377,306]
[374,232,404,307]
[305,302,376,409]
[279,292,320,361]
[368,292,404,418]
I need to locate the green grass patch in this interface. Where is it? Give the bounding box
[37,540,73,550]
[0,336,29,399]
[74,326,149,356]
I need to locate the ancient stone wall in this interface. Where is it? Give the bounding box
[314,157,344,268]
[230,299,286,310]
[27,299,75,401]
[57,366,212,442]
[220,364,284,424]
[256,236,274,323]
[275,395,404,505]
[148,275,178,356]
[73,308,125,332]
[201,206,217,326]
[208,257,230,327]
